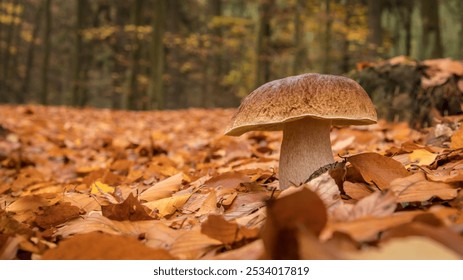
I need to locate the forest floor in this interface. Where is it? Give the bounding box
[1,104,463,260]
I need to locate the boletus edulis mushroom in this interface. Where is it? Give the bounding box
[225,73,377,189]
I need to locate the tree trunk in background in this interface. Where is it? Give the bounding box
[11,7,25,103]
[20,4,42,103]
[148,0,166,110]
[206,0,223,108]
[402,0,413,57]
[340,0,352,73]
[459,1,463,58]
[292,0,307,75]
[1,0,18,102]
[163,0,183,108]
[255,0,274,88]
[72,0,84,106]
[40,0,51,105]
[126,0,143,110]
[322,0,331,73]
[420,0,443,59]
[367,0,383,57]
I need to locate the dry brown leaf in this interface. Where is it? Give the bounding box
[451,127,463,149]
[304,172,343,213]
[169,228,222,259]
[34,202,81,229]
[194,190,222,217]
[143,193,192,218]
[262,188,327,259]
[201,214,259,245]
[347,152,410,190]
[426,160,463,183]
[333,191,397,222]
[343,181,373,200]
[389,172,459,203]
[101,193,155,221]
[205,239,264,260]
[346,236,460,260]
[204,171,251,189]
[139,172,187,201]
[383,222,463,257]
[6,194,62,223]
[223,191,268,220]
[53,211,182,252]
[322,211,420,242]
[42,232,174,260]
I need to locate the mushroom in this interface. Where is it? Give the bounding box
[224,73,377,189]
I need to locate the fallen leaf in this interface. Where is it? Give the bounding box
[42,232,174,260]
[101,193,155,221]
[347,153,410,190]
[204,171,251,189]
[205,239,264,260]
[451,127,463,149]
[333,191,397,222]
[425,160,463,183]
[143,193,192,218]
[169,228,222,259]
[383,222,463,257]
[343,181,373,200]
[201,214,259,245]
[388,172,459,203]
[139,172,187,201]
[90,180,114,195]
[34,202,81,229]
[262,188,327,259]
[406,149,438,167]
[322,211,420,243]
[346,236,460,260]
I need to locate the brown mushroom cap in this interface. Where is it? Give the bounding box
[225,73,377,136]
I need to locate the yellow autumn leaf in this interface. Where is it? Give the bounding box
[143,193,192,217]
[406,149,437,167]
[90,180,114,195]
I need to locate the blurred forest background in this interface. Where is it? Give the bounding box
[0,0,462,110]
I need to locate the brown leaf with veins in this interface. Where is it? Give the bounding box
[388,172,459,203]
[201,214,259,245]
[333,191,397,222]
[347,152,410,190]
[42,232,174,260]
[101,193,155,221]
[35,202,82,229]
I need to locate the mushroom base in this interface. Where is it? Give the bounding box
[279,118,334,189]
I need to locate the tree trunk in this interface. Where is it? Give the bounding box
[1,0,19,102]
[20,4,43,103]
[205,0,223,108]
[292,0,307,75]
[341,0,352,73]
[367,0,383,56]
[459,1,463,58]
[403,1,413,57]
[322,0,332,73]
[148,0,166,110]
[126,0,143,110]
[420,0,443,59]
[40,0,51,105]
[255,0,274,88]
[72,0,85,106]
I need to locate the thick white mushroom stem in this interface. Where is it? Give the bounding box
[279,118,334,189]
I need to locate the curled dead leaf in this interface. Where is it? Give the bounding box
[347,152,410,190]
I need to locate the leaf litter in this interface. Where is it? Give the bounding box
[0,104,462,259]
